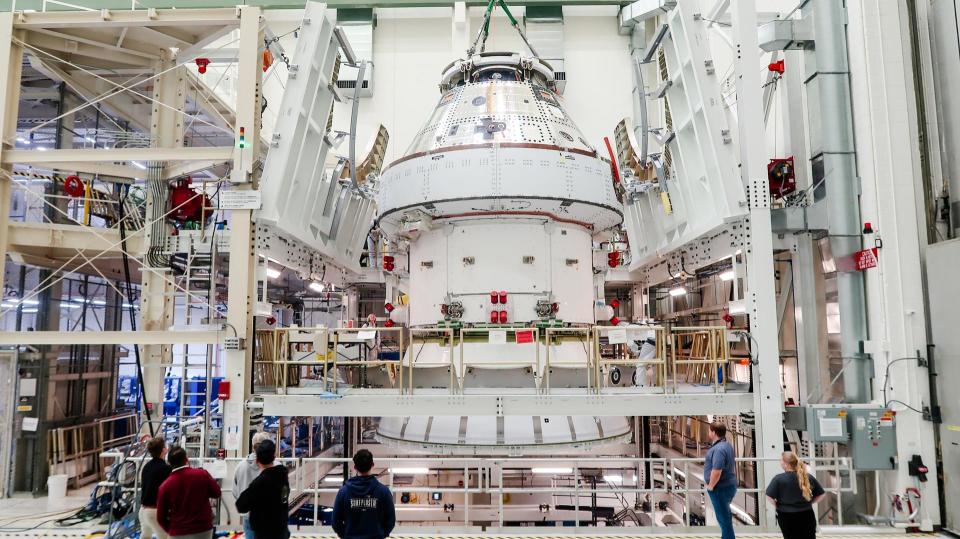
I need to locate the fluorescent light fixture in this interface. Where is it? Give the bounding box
[323,476,344,483]
[1,303,17,309]
[390,467,429,474]
[20,299,39,305]
[132,161,147,170]
[603,474,623,483]
[21,308,38,314]
[84,136,96,143]
[531,467,573,474]
[672,467,687,480]
[668,286,687,297]
[61,303,81,309]
[719,270,736,281]
[92,300,106,306]
[309,281,325,293]
[123,303,135,309]
[35,146,49,151]
[322,507,334,512]
[265,267,281,279]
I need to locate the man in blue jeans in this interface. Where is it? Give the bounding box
[704,422,737,539]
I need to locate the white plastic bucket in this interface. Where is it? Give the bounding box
[47,474,68,501]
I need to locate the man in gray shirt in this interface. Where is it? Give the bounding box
[234,432,273,539]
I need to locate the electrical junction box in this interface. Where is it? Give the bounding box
[224,337,246,351]
[805,405,848,442]
[847,407,897,470]
[783,405,807,431]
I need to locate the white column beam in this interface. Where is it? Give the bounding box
[138,49,186,423]
[0,15,24,298]
[847,0,940,527]
[222,5,264,457]
[731,0,783,529]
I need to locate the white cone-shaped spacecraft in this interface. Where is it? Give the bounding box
[374,53,628,453]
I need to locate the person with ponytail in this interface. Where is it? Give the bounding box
[765,452,826,539]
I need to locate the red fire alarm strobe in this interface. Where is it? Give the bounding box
[218,380,231,400]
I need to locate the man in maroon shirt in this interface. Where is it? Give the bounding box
[156,446,221,539]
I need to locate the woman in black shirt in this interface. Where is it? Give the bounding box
[765,451,826,539]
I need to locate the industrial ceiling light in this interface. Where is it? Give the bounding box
[668,286,687,297]
[531,467,573,474]
[718,270,736,281]
[309,281,325,293]
[265,267,281,279]
[728,300,746,315]
[603,474,623,483]
[323,476,344,483]
[390,467,429,475]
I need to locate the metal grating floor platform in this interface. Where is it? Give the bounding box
[0,532,944,538]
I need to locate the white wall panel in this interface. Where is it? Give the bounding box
[331,13,634,165]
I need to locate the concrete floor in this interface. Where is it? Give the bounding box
[0,491,945,539]
[0,489,92,536]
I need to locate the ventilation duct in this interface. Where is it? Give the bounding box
[335,8,374,97]
[524,6,565,93]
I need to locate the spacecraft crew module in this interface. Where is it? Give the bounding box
[372,53,632,453]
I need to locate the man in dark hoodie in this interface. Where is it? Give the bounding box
[332,450,396,539]
[235,440,290,539]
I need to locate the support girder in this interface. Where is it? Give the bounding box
[23,31,153,66]
[26,54,152,132]
[260,391,756,417]
[7,221,146,257]
[10,7,241,29]
[0,330,223,346]
[3,0,626,12]
[4,146,234,164]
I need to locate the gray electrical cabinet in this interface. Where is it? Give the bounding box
[847,407,897,470]
[805,405,848,442]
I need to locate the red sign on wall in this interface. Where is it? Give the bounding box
[852,248,879,271]
[515,330,534,344]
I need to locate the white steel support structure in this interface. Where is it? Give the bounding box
[139,50,186,418]
[731,0,783,528]
[847,0,940,527]
[222,5,264,457]
[0,14,23,297]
